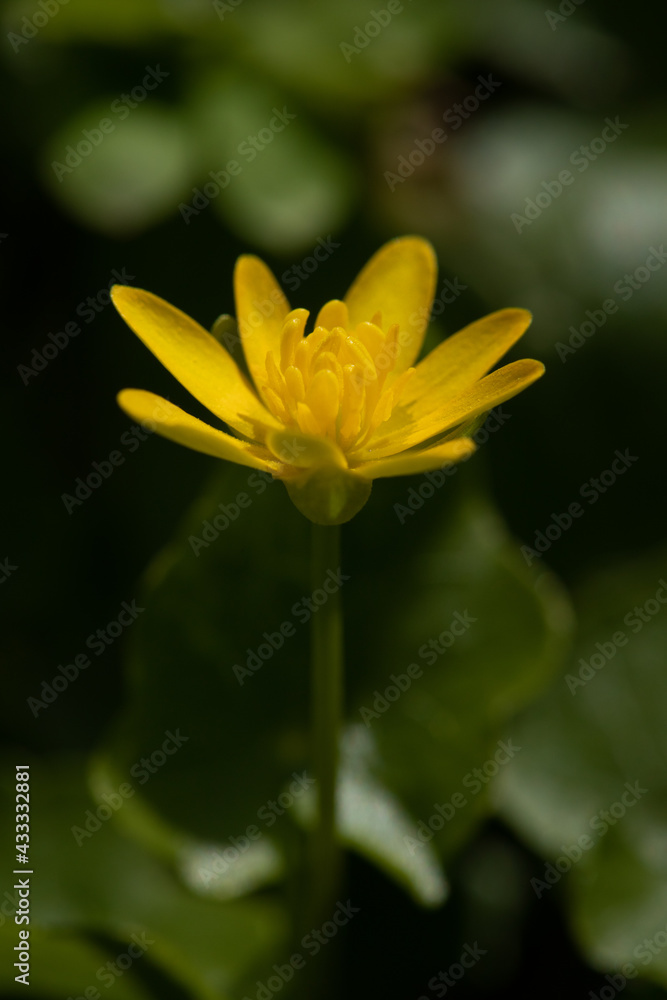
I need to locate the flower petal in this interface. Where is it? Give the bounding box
[344,236,436,375]
[355,437,476,479]
[396,308,533,419]
[357,359,545,460]
[111,286,280,441]
[117,390,278,472]
[234,255,291,394]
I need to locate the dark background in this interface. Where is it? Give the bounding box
[2,0,666,996]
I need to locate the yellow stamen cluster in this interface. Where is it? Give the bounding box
[259,304,415,455]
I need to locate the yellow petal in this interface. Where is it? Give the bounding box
[265,428,347,469]
[117,390,278,471]
[358,359,545,460]
[111,286,280,442]
[234,255,291,394]
[398,308,533,420]
[355,437,476,479]
[344,236,436,375]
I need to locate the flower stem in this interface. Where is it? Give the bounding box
[309,522,343,927]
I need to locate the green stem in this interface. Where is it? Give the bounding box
[309,522,344,927]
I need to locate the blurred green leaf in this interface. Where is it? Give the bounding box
[0,925,153,1000]
[495,548,667,986]
[44,104,196,234]
[233,0,458,105]
[291,724,449,908]
[4,0,203,43]
[96,463,568,906]
[0,756,288,1000]
[336,725,449,907]
[344,485,572,860]
[187,70,356,252]
[100,463,312,844]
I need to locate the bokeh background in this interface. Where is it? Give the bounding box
[2,0,667,997]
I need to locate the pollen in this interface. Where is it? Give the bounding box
[258,300,414,453]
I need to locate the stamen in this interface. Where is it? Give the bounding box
[294,339,311,375]
[296,401,322,437]
[344,336,376,378]
[356,321,384,361]
[262,384,290,423]
[279,309,309,371]
[265,307,409,453]
[284,365,306,403]
[314,351,345,394]
[265,351,286,397]
[306,369,340,435]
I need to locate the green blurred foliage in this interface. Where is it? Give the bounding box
[496,547,667,986]
[2,0,666,995]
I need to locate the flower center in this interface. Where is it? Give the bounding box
[259,303,414,453]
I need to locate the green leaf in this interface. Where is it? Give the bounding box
[495,548,667,986]
[187,70,356,252]
[44,104,195,234]
[291,725,448,908]
[0,755,288,1000]
[336,726,449,907]
[97,464,568,906]
[14,0,197,43]
[344,483,572,861]
[0,925,154,1000]
[101,463,312,844]
[227,0,460,105]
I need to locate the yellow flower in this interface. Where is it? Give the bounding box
[112,237,543,525]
